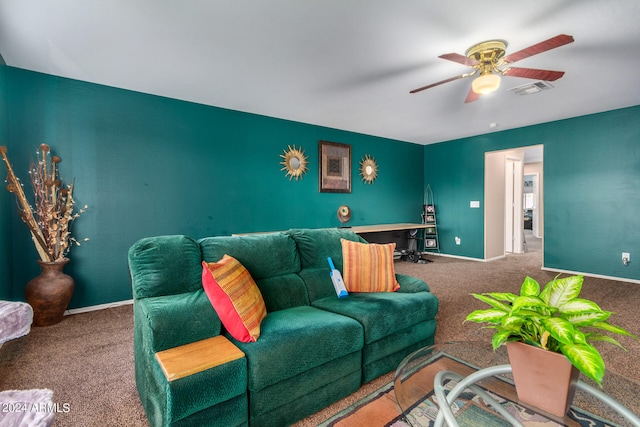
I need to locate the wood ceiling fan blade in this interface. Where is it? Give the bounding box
[503,67,565,81]
[464,87,480,103]
[439,52,479,67]
[502,34,574,64]
[409,74,468,94]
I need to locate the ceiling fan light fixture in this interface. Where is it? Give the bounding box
[410,35,573,103]
[471,72,501,95]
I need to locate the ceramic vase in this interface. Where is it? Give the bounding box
[25,259,75,327]
[506,341,579,417]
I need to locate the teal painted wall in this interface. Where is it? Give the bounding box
[424,105,640,281]
[544,107,640,280]
[0,57,10,299]
[5,67,424,308]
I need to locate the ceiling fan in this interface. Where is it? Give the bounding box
[410,34,574,103]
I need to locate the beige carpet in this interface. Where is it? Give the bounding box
[0,303,147,427]
[1,232,638,426]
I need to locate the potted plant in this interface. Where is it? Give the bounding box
[1,144,87,326]
[465,275,637,416]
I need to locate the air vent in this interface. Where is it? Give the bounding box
[509,81,554,96]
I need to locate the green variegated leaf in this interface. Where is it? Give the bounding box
[512,309,545,320]
[520,276,540,297]
[587,334,626,349]
[470,293,511,312]
[541,317,575,345]
[491,330,512,350]
[465,309,506,324]
[559,298,603,314]
[572,328,587,344]
[484,292,518,303]
[560,343,605,385]
[512,296,548,312]
[564,311,610,326]
[501,315,524,328]
[591,321,638,338]
[540,275,583,308]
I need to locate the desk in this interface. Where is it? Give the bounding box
[351,223,428,262]
[233,223,428,237]
[349,223,429,234]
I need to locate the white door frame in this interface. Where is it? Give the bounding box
[505,157,524,254]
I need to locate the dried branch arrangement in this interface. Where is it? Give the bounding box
[1,144,87,262]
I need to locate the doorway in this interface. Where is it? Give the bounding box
[524,173,539,237]
[484,145,543,260]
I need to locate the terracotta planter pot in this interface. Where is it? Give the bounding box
[25,259,75,327]
[506,341,579,417]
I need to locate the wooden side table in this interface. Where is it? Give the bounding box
[155,335,245,382]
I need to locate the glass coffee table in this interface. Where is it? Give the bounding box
[394,342,640,427]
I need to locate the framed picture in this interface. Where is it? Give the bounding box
[425,215,435,223]
[425,238,438,248]
[425,226,436,235]
[319,141,351,193]
[425,204,435,214]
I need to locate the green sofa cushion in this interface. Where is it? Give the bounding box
[297,267,335,303]
[285,228,365,270]
[299,270,432,309]
[249,353,361,426]
[255,273,310,312]
[362,324,436,383]
[129,235,203,298]
[172,394,248,427]
[200,234,308,312]
[199,233,300,280]
[232,306,363,393]
[396,273,431,293]
[311,291,439,344]
[363,319,437,365]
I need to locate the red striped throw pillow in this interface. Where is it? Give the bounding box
[340,239,400,292]
[202,255,267,342]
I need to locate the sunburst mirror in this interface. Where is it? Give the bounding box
[359,154,378,184]
[280,145,309,181]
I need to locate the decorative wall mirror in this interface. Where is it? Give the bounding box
[280,145,309,180]
[359,154,378,184]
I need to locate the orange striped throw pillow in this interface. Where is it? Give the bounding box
[202,255,267,342]
[340,239,400,292]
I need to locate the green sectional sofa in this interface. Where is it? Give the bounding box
[128,228,439,427]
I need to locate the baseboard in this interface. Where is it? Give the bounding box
[483,254,507,262]
[64,299,134,316]
[542,267,640,285]
[424,252,492,262]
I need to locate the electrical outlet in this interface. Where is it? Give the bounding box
[455,237,461,245]
[622,252,630,266]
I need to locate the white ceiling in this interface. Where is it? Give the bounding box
[1,1,639,145]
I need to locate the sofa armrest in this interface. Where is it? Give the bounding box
[135,291,221,354]
[396,273,430,293]
[134,294,247,426]
[129,235,203,299]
